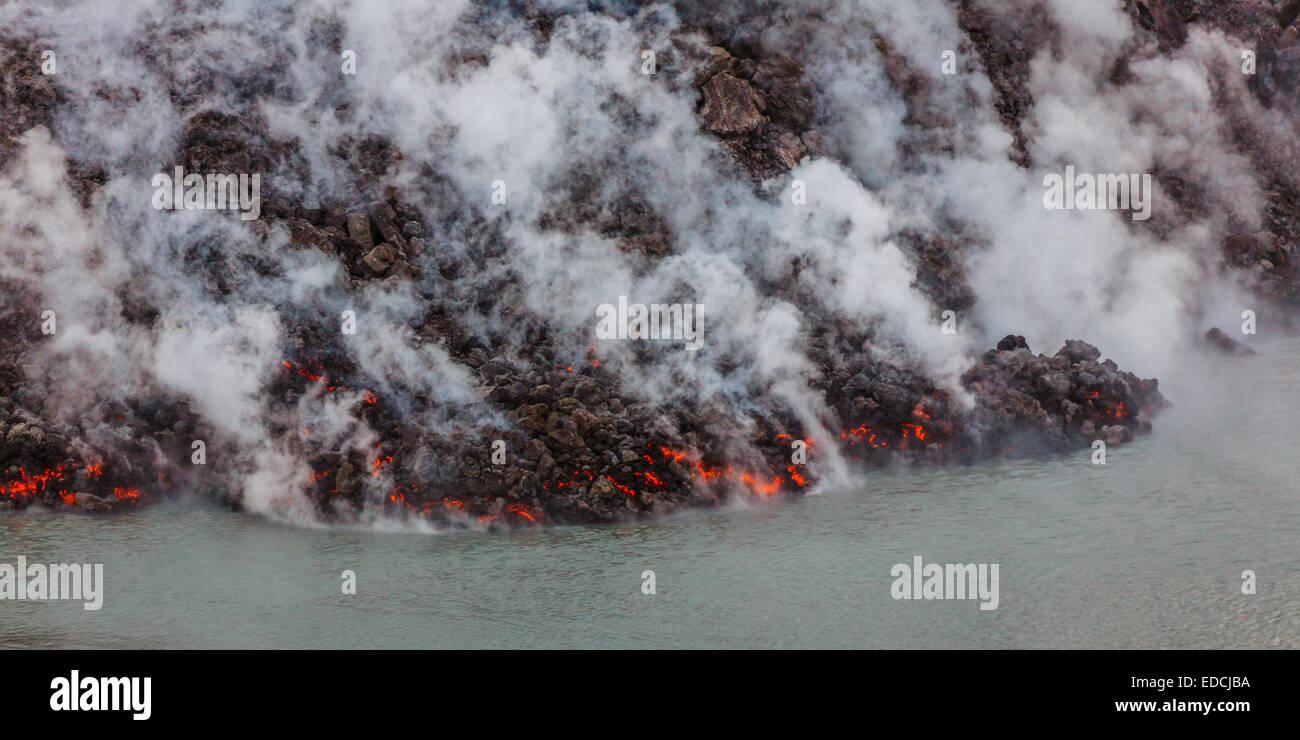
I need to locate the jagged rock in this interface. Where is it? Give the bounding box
[800,130,828,158]
[367,201,408,253]
[959,338,1163,456]
[773,132,806,169]
[362,243,397,274]
[751,54,814,129]
[546,419,583,449]
[536,454,555,481]
[336,461,360,496]
[571,408,598,437]
[699,73,764,134]
[696,46,739,85]
[591,476,617,500]
[1039,372,1072,396]
[1056,340,1101,364]
[384,262,414,281]
[1100,425,1134,446]
[347,212,373,249]
[997,335,1029,351]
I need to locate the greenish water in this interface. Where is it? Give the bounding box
[2,342,1297,649]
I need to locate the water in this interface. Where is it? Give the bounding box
[3,341,1297,649]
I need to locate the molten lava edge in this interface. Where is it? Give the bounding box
[4,334,1163,527]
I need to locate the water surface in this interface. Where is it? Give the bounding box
[3,341,1297,648]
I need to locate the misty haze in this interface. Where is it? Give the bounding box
[0,0,1296,652]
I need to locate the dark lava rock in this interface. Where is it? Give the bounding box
[367,200,408,254]
[997,335,1029,351]
[961,337,1164,457]
[692,44,820,181]
[0,10,1188,531]
[1204,327,1257,356]
[362,243,397,274]
[1055,339,1101,364]
[347,212,373,249]
[750,54,815,130]
[699,73,765,134]
[0,40,62,167]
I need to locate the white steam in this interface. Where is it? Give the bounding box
[0,0,1269,524]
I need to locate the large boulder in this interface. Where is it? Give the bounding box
[699,73,765,135]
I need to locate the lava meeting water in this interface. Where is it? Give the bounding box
[2,339,1297,649]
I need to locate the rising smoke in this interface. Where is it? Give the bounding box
[0,0,1279,527]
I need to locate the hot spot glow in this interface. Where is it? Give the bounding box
[2,463,144,506]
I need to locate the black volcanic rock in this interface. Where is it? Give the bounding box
[692,44,820,180]
[997,335,1029,351]
[1204,327,1257,356]
[699,73,765,134]
[9,2,1266,530]
[960,338,1163,457]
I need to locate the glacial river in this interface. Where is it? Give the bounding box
[2,340,1297,649]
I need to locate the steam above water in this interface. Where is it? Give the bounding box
[0,1,1277,526]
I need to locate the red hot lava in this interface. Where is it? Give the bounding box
[2,462,142,507]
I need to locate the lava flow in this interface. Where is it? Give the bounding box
[2,462,143,507]
[538,437,810,500]
[282,359,365,396]
[841,404,943,450]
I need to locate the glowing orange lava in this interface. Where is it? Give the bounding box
[1,462,144,506]
[282,360,348,392]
